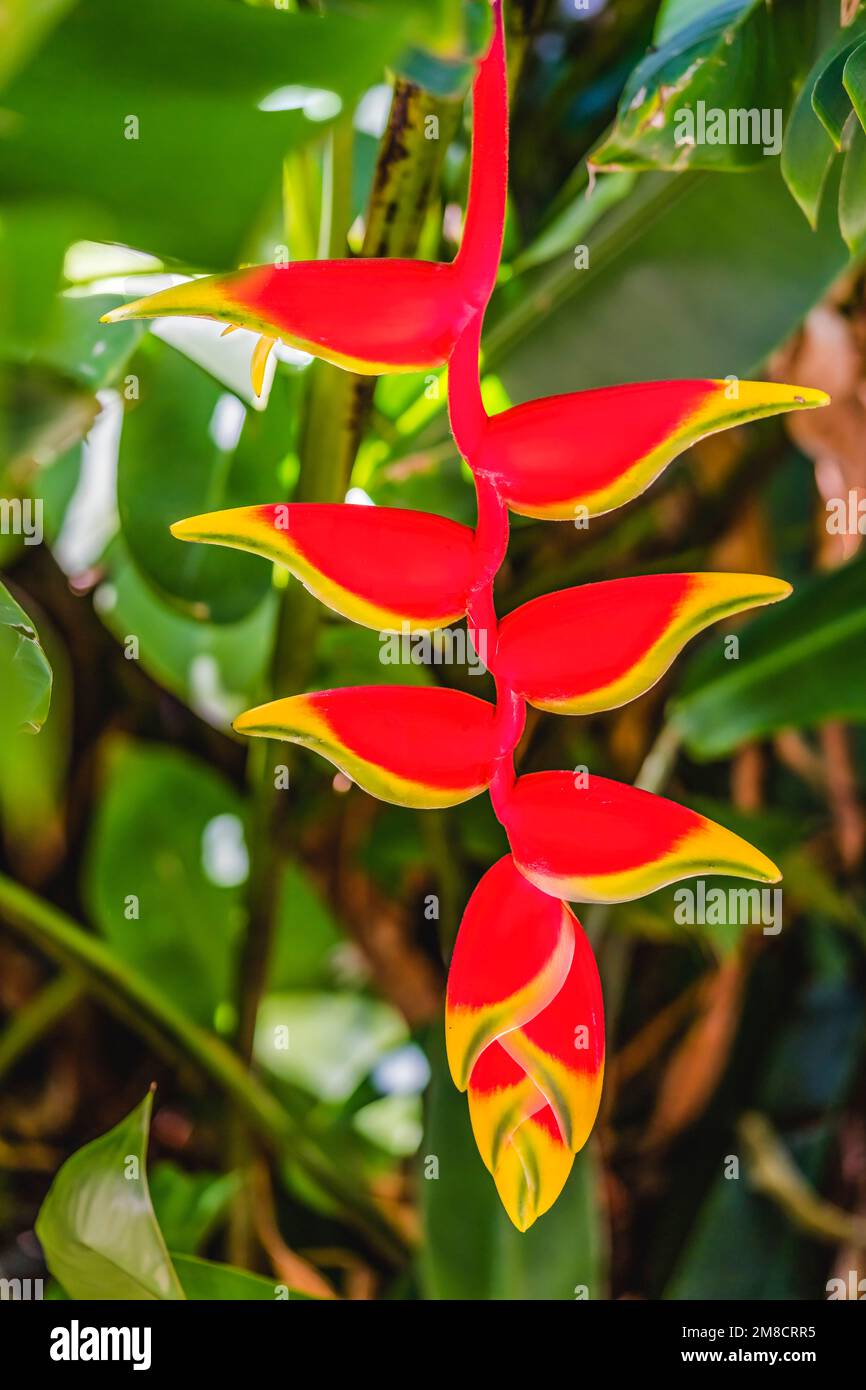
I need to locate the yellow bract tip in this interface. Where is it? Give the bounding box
[98,275,240,327]
[731,381,830,415]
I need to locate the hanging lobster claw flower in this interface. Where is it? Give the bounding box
[503,771,780,903]
[171,503,478,632]
[446,855,604,1230]
[496,572,791,715]
[100,3,507,392]
[472,380,828,520]
[233,686,500,808]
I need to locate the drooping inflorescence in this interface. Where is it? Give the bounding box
[104,1,829,1230]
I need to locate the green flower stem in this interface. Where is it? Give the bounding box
[0,871,409,1263]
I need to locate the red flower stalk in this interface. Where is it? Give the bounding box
[106,0,828,1229]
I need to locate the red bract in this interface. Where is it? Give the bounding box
[234,686,501,809]
[503,771,779,904]
[171,504,479,631]
[467,378,827,520]
[106,0,828,1229]
[496,572,791,715]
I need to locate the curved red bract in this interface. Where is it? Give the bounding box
[472,379,827,519]
[105,260,473,376]
[496,572,791,714]
[503,771,780,904]
[105,0,824,1230]
[171,502,478,631]
[234,686,501,808]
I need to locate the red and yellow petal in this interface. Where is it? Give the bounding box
[496,572,791,715]
[171,503,477,632]
[491,1104,574,1232]
[445,855,575,1091]
[102,260,474,384]
[504,771,780,903]
[233,686,499,809]
[466,1042,548,1176]
[474,380,828,521]
[446,855,605,1230]
[501,908,604,1154]
[468,1048,575,1233]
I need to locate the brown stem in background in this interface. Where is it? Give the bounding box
[820,721,866,872]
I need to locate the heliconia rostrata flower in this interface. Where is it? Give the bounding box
[105,2,829,1230]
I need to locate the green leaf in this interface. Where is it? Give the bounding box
[95,540,276,728]
[670,553,866,759]
[782,14,866,224]
[354,1094,424,1157]
[654,0,725,45]
[35,1093,314,1300]
[781,73,838,226]
[0,202,94,354]
[0,603,69,874]
[0,0,74,88]
[0,0,424,268]
[36,1091,186,1301]
[12,293,147,391]
[843,36,866,129]
[839,113,866,251]
[812,43,857,147]
[589,0,811,173]
[419,1031,606,1300]
[149,1163,238,1256]
[117,338,282,624]
[82,740,248,1026]
[171,1253,304,1301]
[0,579,52,732]
[492,163,848,401]
[841,39,866,250]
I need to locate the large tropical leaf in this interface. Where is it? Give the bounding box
[589,0,814,173]
[489,163,849,403]
[0,0,429,267]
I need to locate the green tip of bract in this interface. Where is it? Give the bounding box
[99,275,237,325]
